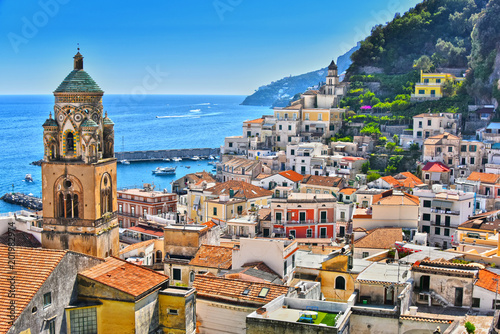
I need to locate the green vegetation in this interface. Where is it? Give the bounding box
[367,171,381,182]
[464,321,476,334]
[361,161,370,174]
[349,0,487,74]
[360,122,381,137]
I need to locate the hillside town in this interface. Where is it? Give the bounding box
[4,50,500,334]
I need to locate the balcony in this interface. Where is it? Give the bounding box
[430,208,460,215]
[273,220,334,226]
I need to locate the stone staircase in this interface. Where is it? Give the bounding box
[430,290,453,307]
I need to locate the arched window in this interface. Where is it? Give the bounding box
[51,144,57,160]
[335,276,346,290]
[66,132,74,155]
[100,173,113,215]
[156,250,163,263]
[55,175,82,219]
[189,271,195,282]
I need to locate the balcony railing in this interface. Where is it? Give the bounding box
[430,208,460,215]
[273,220,334,225]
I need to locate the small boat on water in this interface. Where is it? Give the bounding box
[209,155,215,160]
[120,160,130,165]
[172,157,182,162]
[191,156,200,161]
[163,158,171,162]
[152,167,176,175]
[186,166,191,169]
[25,174,33,182]
[208,161,217,166]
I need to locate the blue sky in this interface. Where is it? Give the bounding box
[0,0,421,95]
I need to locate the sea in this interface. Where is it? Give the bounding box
[0,95,269,213]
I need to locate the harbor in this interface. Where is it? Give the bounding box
[115,147,220,162]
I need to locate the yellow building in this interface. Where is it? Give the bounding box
[318,253,359,302]
[187,180,272,223]
[41,51,119,258]
[412,70,464,99]
[72,257,196,334]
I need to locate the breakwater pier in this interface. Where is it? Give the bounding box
[1,192,42,211]
[115,147,220,162]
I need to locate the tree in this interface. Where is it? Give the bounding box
[361,161,370,174]
[464,321,475,334]
[413,55,433,73]
[367,171,381,182]
[386,142,396,151]
[385,165,397,175]
[393,134,399,145]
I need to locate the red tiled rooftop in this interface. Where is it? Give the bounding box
[0,246,67,333]
[244,118,264,124]
[467,172,500,184]
[127,225,164,237]
[79,257,168,298]
[193,275,290,306]
[354,228,403,249]
[422,161,450,172]
[189,245,233,270]
[476,269,500,293]
[278,170,304,183]
[206,180,273,200]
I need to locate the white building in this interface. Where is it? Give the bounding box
[414,185,475,249]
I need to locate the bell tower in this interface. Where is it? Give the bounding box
[41,50,119,258]
[325,60,339,95]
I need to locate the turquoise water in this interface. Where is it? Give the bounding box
[0,95,269,212]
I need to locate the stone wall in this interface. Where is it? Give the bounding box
[115,148,220,161]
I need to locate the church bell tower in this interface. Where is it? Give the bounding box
[41,50,119,258]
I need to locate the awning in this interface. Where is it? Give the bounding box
[433,199,453,209]
[194,196,201,206]
[431,173,441,181]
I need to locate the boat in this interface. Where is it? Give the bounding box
[211,167,217,172]
[191,156,200,161]
[186,166,191,169]
[163,158,171,162]
[209,155,215,160]
[119,160,130,165]
[172,157,182,162]
[25,174,33,182]
[208,161,217,166]
[152,167,176,175]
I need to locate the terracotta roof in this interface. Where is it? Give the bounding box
[422,161,450,172]
[340,187,357,195]
[193,275,291,306]
[354,228,403,249]
[342,156,365,161]
[379,175,402,188]
[0,230,41,248]
[283,103,302,110]
[206,180,273,200]
[302,175,343,188]
[458,211,500,231]
[127,225,164,237]
[278,170,304,183]
[255,173,272,180]
[399,316,453,324]
[244,118,264,124]
[189,245,233,270]
[202,220,219,229]
[258,208,271,221]
[0,246,67,333]
[302,90,319,95]
[467,172,500,184]
[476,269,500,293]
[396,172,424,188]
[242,262,280,277]
[119,239,155,255]
[374,192,419,206]
[79,257,168,298]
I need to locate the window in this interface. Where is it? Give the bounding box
[472,298,480,308]
[335,276,346,290]
[118,204,123,213]
[277,136,281,142]
[168,309,178,315]
[43,292,52,308]
[423,200,431,208]
[213,207,217,216]
[469,145,477,152]
[258,287,270,298]
[445,216,451,226]
[173,268,181,281]
[362,252,369,258]
[436,147,441,153]
[461,145,466,152]
[470,157,475,165]
[279,125,282,130]
[283,261,288,276]
[289,230,296,239]
[419,90,425,95]
[417,131,422,138]
[320,227,327,238]
[247,131,251,137]
[435,215,441,225]
[288,137,291,142]
[461,157,466,165]
[48,319,56,334]
[436,78,441,83]
[423,213,431,221]
[418,121,422,128]
[237,206,243,215]
[131,206,135,217]
[493,299,500,309]
[448,146,453,152]
[427,120,432,126]
[305,113,309,120]
[444,229,450,237]
[291,149,295,156]
[340,211,346,219]
[229,142,233,148]
[292,254,295,268]
[425,173,430,180]
[306,229,312,238]
[318,113,322,121]
[70,307,97,334]
[119,220,123,228]
[422,225,430,233]
[288,125,292,131]
[143,208,147,217]
[448,158,453,165]
[242,289,250,296]
[435,227,441,235]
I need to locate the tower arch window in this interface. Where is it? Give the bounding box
[66,132,74,155]
[100,173,113,215]
[55,175,82,219]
